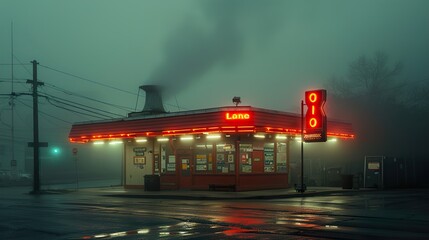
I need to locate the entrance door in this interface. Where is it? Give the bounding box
[178,156,192,189]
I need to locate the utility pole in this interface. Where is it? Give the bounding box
[27,60,44,193]
[11,21,16,174]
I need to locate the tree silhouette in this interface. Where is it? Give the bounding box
[327,52,429,187]
[330,51,402,103]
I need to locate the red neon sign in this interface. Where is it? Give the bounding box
[304,89,327,142]
[225,112,251,120]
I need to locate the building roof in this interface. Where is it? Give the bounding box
[68,106,354,143]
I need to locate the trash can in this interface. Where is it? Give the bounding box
[353,175,360,189]
[144,175,160,191]
[341,174,353,189]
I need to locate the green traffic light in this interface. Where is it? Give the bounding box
[51,147,61,155]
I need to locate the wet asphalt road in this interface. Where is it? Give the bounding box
[1,187,428,239]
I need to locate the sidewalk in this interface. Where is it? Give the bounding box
[2,184,372,200]
[78,186,367,200]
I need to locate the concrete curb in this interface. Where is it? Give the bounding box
[101,188,374,200]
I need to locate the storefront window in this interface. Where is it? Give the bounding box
[167,155,176,172]
[240,143,253,173]
[276,142,287,172]
[160,144,176,173]
[216,144,235,173]
[153,153,160,174]
[264,143,275,172]
[195,144,213,173]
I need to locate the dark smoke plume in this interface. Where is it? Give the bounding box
[146,0,285,98]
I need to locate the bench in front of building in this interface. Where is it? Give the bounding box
[208,184,236,192]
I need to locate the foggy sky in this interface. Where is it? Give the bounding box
[2,0,428,112]
[1,0,429,174]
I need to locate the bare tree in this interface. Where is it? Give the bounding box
[404,80,429,110]
[330,51,403,102]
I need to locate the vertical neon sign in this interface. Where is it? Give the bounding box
[304,89,327,142]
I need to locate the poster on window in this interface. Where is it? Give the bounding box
[196,154,207,172]
[229,164,235,172]
[167,163,176,171]
[227,154,234,163]
[181,159,189,171]
[241,153,248,163]
[168,155,176,164]
[216,144,225,152]
[224,144,234,151]
[241,165,252,173]
[277,152,286,164]
[217,162,230,173]
[264,160,273,165]
[161,147,166,173]
[277,165,287,172]
[196,165,207,171]
[166,155,176,171]
[134,156,146,165]
[264,153,274,160]
[276,142,287,172]
[154,154,160,173]
[240,144,252,152]
[196,155,207,164]
[217,154,225,162]
[264,166,275,172]
[277,142,286,152]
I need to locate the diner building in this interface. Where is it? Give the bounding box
[68,86,354,191]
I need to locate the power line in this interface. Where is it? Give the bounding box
[44,98,110,120]
[1,91,118,123]
[0,63,31,66]
[43,82,134,112]
[0,135,29,143]
[0,78,28,81]
[37,64,191,111]
[8,61,191,112]
[16,97,73,125]
[39,64,137,96]
[40,93,125,118]
[13,55,33,76]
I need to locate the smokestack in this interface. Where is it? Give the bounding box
[139,85,166,114]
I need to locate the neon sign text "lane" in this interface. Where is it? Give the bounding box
[225,112,251,120]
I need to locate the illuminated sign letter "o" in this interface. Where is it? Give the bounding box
[309,93,317,103]
[309,118,317,128]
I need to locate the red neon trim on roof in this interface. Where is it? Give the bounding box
[69,106,354,143]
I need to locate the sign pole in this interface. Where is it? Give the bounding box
[300,100,305,193]
[299,89,327,192]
